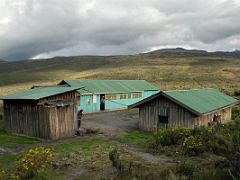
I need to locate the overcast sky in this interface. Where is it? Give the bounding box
[0,0,240,60]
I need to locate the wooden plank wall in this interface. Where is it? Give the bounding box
[3,91,78,139]
[139,96,196,131]
[49,105,75,139]
[3,102,51,138]
[194,107,232,127]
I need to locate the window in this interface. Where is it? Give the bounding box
[128,93,131,99]
[86,98,91,104]
[158,115,169,124]
[120,94,128,99]
[105,94,117,100]
[132,93,142,99]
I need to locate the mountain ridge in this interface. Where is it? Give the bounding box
[145,48,240,57]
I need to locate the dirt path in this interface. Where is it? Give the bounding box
[82,109,139,136]
[118,143,178,166]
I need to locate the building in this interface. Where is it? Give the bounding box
[2,86,81,139]
[129,88,239,131]
[59,80,159,113]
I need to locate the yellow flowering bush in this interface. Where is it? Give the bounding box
[0,169,6,180]
[183,136,204,155]
[150,128,193,148]
[16,147,52,179]
[207,128,213,134]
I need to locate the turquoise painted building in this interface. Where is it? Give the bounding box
[59,80,159,113]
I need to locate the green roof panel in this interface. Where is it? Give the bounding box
[62,80,159,94]
[2,87,81,100]
[164,88,239,115]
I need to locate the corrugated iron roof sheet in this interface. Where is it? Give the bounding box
[62,80,159,94]
[2,87,81,100]
[163,88,239,115]
[130,88,239,115]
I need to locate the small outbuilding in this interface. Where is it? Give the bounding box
[59,80,159,113]
[2,86,81,139]
[129,88,239,131]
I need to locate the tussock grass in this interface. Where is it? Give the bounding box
[0,55,239,96]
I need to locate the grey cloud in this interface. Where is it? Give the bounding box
[0,0,240,60]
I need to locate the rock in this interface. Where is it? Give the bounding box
[68,152,75,158]
[0,148,11,155]
[77,127,86,136]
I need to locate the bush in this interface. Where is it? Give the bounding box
[176,161,197,178]
[109,148,132,175]
[149,128,192,149]
[233,90,240,96]
[227,151,240,179]
[232,106,240,121]
[15,147,53,179]
[0,120,6,134]
[0,169,6,179]
[182,135,204,155]
[149,122,240,157]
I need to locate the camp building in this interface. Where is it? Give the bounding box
[2,86,80,139]
[59,80,159,113]
[130,88,239,131]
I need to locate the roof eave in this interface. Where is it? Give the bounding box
[200,100,240,116]
[1,87,83,101]
[128,92,163,108]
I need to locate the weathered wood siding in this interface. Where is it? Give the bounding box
[48,105,75,139]
[139,96,196,131]
[3,91,78,139]
[194,107,232,127]
[3,102,76,139]
[38,91,77,103]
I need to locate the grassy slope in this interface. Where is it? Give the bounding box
[0,53,240,96]
[0,52,239,178]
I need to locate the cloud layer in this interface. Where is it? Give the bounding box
[0,0,240,60]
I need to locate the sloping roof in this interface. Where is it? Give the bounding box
[130,88,239,116]
[59,80,159,94]
[2,87,81,100]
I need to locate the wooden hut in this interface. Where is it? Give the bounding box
[2,86,81,139]
[59,80,159,113]
[129,88,239,131]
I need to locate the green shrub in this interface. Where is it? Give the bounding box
[149,128,192,149]
[0,169,6,180]
[0,103,3,121]
[0,121,6,134]
[176,161,197,178]
[227,150,240,179]
[109,148,133,175]
[233,90,240,96]
[232,106,240,121]
[149,123,240,157]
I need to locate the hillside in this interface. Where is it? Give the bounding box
[0,48,240,96]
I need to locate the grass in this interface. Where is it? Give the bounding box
[0,120,40,148]
[0,52,239,178]
[113,131,152,149]
[54,139,113,153]
[0,54,240,96]
[0,134,40,148]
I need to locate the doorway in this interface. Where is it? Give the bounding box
[100,94,105,111]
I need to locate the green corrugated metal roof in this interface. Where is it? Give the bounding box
[164,88,239,115]
[2,86,81,100]
[130,88,239,115]
[61,80,159,94]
